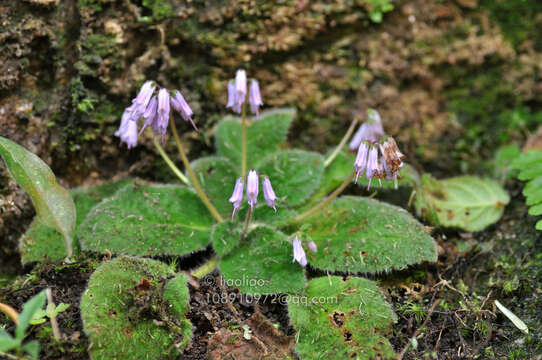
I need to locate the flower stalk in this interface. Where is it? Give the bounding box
[294,172,354,222]
[153,137,189,185]
[324,117,359,168]
[170,121,224,222]
[241,103,248,177]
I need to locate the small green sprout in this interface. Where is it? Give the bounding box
[30,302,70,325]
[0,290,46,360]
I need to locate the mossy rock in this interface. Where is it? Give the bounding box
[81,256,192,360]
[288,276,396,359]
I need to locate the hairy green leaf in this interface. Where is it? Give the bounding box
[189,156,237,218]
[216,108,295,173]
[220,226,306,295]
[0,136,75,257]
[256,150,324,207]
[304,196,437,273]
[78,183,214,257]
[288,276,396,359]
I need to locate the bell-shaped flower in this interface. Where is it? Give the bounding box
[365,146,379,189]
[232,69,247,113]
[349,109,384,150]
[292,236,307,267]
[262,176,277,211]
[171,90,197,130]
[129,81,155,122]
[246,169,259,209]
[307,241,317,253]
[115,111,138,149]
[228,177,244,218]
[249,79,263,117]
[156,88,170,135]
[354,141,369,183]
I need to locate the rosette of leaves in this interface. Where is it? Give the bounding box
[70,108,437,358]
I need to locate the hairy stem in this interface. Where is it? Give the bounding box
[324,117,359,167]
[294,172,354,222]
[170,122,224,222]
[153,138,189,185]
[241,103,247,177]
[192,257,219,278]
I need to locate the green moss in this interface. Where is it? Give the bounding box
[141,0,176,22]
[480,0,542,48]
[81,256,192,359]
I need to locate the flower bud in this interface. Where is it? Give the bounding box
[307,241,317,253]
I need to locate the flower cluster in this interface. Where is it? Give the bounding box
[351,110,405,189]
[115,81,197,148]
[226,70,263,117]
[228,170,277,218]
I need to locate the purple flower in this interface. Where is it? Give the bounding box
[292,236,307,267]
[262,176,277,211]
[249,79,263,117]
[140,96,158,134]
[246,169,259,209]
[171,90,197,130]
[129,81,156,122]
[226,81,236,110]
[233,69,247,113]
[349,109,384,150]
[115,111,138,149]
[156,88,170,135]
[354,141,369,183]
[307,241,317,253]
[365,146,379,190]
[229,177,244,218]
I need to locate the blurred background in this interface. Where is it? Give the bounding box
[1,0,541,262]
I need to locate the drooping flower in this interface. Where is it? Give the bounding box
[354,141,369,183]
[129,81,155,122]
[307,241,317,253]
[226,81,236,110]
[262,176,277,211]
[379,137,404,188]
[232,69,247,113]
[228,178,244,218]
[246,169,259,209]
[155,88,171,136]
[171,90,197,130]
[349,108,384,150]
[292,236,307,267]
[249,79,263,117]
[115,111,138,149]
[365,146,379,190]
[140,95,158,134]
